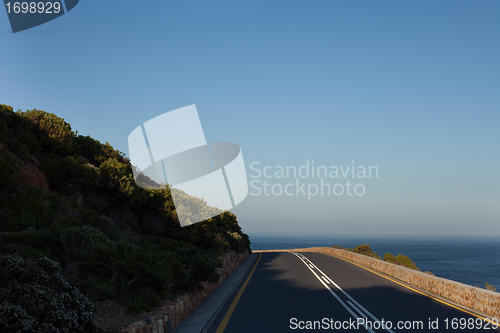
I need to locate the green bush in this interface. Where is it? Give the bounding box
[349,244,381,259]
[384,253,419,270]
[393,254,418,270]
[19,109,74,142]
[342,247,421,271]
[74,135,104,167]
[0,254,97,333]
[0,229,62,259]
[144,235,221,289]
[383,253,395,262]
[40,154,100,192]
[384,253,420,274]
[485,282,496,291]
[59,226,180,311]
[17,131,41,155]
[0,186,60,232]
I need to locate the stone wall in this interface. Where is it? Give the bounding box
[122,250,249,333]
[258,248,500,320]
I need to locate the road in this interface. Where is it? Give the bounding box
[207,252,500,333]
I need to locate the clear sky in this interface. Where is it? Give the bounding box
[1,1,499,237]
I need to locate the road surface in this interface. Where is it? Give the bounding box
[207,252,500,333]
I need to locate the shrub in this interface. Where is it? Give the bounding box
[19,109,74,142]
[0,229,62,262]
[485,282,496,292]
[59,226,179,311]
[91,242,176,312]
[144,235,220,290]
[383,253,395,262]
[40,154,97,192]
[0,254,97,333]
[0,186,60,232]
[17,131,41,155]
[74,135,104,167]
[383,252,419,270]
[350,244,381,259]
[392,254,419,270]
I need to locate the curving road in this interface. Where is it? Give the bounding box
[207,252,500,333]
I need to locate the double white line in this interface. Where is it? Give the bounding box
[292,252,395,333]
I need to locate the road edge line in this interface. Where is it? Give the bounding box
[215,253,262,333]
[257,249,499,326]
[325,254,498,326]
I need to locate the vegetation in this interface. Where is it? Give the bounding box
[350,244,381,259]
[0,254,98,332]
[333,244,381,260]
[0,104,250,326]
[332,244,420,271]
[383,253,419,270]
[485,282,496,292]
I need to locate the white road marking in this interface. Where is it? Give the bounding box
[292,252,395,333]
[292,253,376,333]
[348,300,370,319]
[301,254,394,332]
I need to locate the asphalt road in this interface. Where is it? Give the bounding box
[207,252,500,333]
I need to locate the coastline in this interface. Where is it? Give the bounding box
[250,234,500,289]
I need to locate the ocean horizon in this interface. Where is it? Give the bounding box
[249,234,500,291]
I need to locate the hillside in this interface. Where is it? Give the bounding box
[0,104,250,332]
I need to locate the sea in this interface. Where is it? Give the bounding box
[249,234,500,290]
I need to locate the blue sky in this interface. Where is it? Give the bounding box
[1,1,499,236]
